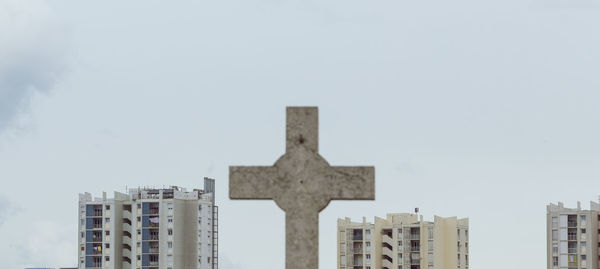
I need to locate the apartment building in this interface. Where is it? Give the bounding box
[337,213,469,269]
[547,201,600,269]
[78,178,218,269]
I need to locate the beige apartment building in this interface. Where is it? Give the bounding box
[547,201,600,269]
[337,213,469,269]
[78,178,218,269]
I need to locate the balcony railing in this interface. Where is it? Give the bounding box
[353,236,363,241]
[568,221,577,228]
[409,234,420,240]
[353,248,363,254]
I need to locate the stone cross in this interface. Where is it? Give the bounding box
[229,106,375,269]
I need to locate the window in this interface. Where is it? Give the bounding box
[553,243,558,253]
[428,227,433,239]
[582,228,586,234]
[168,218,173,223]
[105,205,110,210]
[552,257,558,266]
[581,215,587,223]
[552,217,558,228]
[582,255,587,261]
[105,231,110,236]
[552,230,558,241]
[168,229,173,236]
[105,218,110,223]
[105,256,109,261]
[168,242,173,249]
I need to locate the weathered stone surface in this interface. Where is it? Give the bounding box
[229,106,375,269]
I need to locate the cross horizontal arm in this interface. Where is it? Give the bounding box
[327,166,375,200]
[229,166,278,200]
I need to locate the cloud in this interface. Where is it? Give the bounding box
[0,195,19,226]
[6,220,75,268]
[0,0,68,133]
[0,196,12,226]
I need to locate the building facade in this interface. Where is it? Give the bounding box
[547,201,600,269]
[337,213,469,269]
[78,178,218,269]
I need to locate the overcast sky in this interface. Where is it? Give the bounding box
[1,0,600,268]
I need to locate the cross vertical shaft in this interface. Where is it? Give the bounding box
[286,210,319,269]
[286,107,318,152]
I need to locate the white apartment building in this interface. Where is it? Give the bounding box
[547,201,599,269]
[78,178,218,269]
[337,213,469,269]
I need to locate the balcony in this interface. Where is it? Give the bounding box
[123,210,132,220]
[353,248,363,254]
[353,235,363,241]
[122,223,132,233]
[568,221,577,228]
[382,247,394,258]
[382,234,394,246]
[409,234,420,240]
[381,259,392,269]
